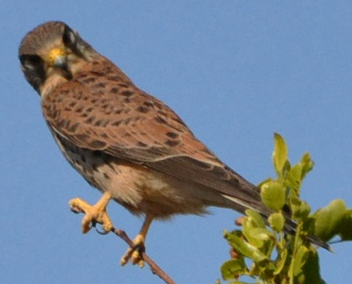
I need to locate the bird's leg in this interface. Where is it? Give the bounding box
[120,213,154,267]
[69,191,113,234]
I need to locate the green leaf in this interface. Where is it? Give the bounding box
[313,199,347,241]
[221,259,246,280]
[268,212,285,232]
[221,134,345,284]
[243,210,275,252]
[245,209,266,228]
[300,152,314,179]
[340,209,352,240]
[243,226,273,249]
[297,248,323,284]
[285,164,302,193]
[260,181,286,211]
[273,133,288,175]
[225,231,268,263]
[290,246,309,278]
[290,195,311,220]
[274,249,288,276]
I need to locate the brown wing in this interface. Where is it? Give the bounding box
[42,69,262,210]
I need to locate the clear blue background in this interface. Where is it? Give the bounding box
[1,1,351,283]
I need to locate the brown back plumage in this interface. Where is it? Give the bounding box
[19,21,330,252]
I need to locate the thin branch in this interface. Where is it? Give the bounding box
[111,228,177,284]
[70,205,177,284]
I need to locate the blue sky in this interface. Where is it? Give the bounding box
[1,1,352,283]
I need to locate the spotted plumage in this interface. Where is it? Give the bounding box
[19,21,328,265]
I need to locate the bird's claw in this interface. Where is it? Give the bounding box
[95,226,111,235]
[120,234,145,267]
[69,193,113,234]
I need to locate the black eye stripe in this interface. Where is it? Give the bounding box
[19,54,46,93]
[63,25,77,47]
[62,26,87,60]
[19,54,44,69]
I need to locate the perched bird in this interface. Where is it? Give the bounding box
[18,21,326,265]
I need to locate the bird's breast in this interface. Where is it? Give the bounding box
[50,131,214,218]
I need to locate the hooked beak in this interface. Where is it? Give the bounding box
[48,47,67,68]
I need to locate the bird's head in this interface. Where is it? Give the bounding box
[19,21,97,96]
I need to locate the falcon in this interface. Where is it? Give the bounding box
[18,21,325,266]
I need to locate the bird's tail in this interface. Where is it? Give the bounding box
[222,194,332,251]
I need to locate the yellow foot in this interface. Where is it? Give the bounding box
[119,213,154,267]
[120,234,145,267]
[69,192,113,234]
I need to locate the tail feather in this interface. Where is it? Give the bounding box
[222,194,332,251]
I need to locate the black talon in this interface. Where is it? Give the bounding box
[95,223,110,235]
[70,207,82,214]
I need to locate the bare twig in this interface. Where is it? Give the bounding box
[70,204,177,284]
[111,228,177,284]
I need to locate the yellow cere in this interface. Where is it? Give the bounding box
[48,48,66,64]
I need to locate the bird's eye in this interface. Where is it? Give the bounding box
[63,25,78,49]
[19,54,44,71]
[19,54,46,93]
